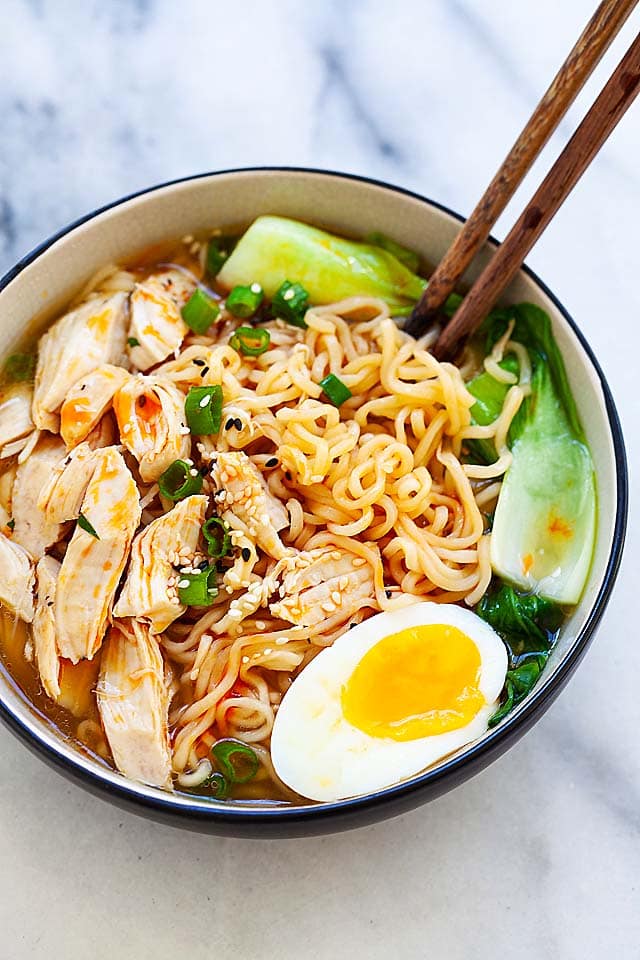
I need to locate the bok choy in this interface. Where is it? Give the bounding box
[216,216,427,314]
[476,304,596,605]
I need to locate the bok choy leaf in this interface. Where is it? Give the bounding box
[484,304,596,605]
[216,216,427,314]
[477,584,562,726]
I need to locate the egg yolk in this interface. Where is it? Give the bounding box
[342,624,485,741]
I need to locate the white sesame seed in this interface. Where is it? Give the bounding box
[178,579,190,589]
[283,288,295,301]
[199,396,210,407]
[189,468,199,477]
[250,282,262,294]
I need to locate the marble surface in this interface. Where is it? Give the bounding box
[1,1,639,957]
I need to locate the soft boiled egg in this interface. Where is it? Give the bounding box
[271,601,508,802]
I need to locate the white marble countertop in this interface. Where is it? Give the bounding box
[1,1,638,957]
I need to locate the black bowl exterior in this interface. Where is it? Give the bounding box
[0,168,628,837]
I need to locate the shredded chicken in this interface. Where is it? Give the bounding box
[12,434,67,559]
[97,618,172,788]
[37,442,100,525]
[0,532,34,622]
[113,374,191,482]
[127,269,196,371]
[32,292,128,431]
[270,548,376,627]
[55,447,141,662]
[60,364,130,448]
[114,494,207,633]
[0,383,34,453]
[32,556,61,699]
[211,451,289,560]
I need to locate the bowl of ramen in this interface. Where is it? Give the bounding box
[0,169,627,836]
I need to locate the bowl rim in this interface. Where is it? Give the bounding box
[0,166,628,828]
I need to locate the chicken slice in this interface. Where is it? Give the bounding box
[97,618,172,789]
[55,447,141,662]
[12,434,67,559]
[32,556,61,699]
[127,269,196,371]
[60,364,130,449]
[114,374,191,482]
[85,413,118,449]
[37,442,99,525]
[270,549,375,628]
[32,292,128,431]
[0,383,34,452]
[211,451,289,560]
[113,494,207,633]
[0,533,34,622]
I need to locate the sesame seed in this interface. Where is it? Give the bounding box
[234,418,242,430]
[263,648,272,655]
[189,468,199,477]
[199,395,211,408]
[256,620,266,630]
[200,367,209,378]
[331,591,341,605]
[241,547,251,561]
[225,420,234,431]
[283,288,295,301]
[250,282,262,294]
[321,601,336,614]
[178,579,190,589]
[193,358,205,366]
[265,457,278,468]
[352,557,367,567]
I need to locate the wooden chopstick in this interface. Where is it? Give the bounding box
[432,30,640,360]
[405,0,638,338]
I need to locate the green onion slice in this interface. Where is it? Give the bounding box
[206,237,232,277]
[184,385,223,435]
[364,231,420,273]
[204,772,228,799]
[158,459,204,501]
[177,564,218,606]
[319,373,352,407]
[226,284,264,318]
[77,513,100,540]
[271,280,309,328]
[229,326,270,357]
[181,288,220,334]
[202,517,231,558]
[211,738,259,783]
[127,336,140,348]
[4,353,36,383]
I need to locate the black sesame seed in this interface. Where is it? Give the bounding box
[265,457,278,468]
[225,419,234,431]
[385,589,392,599]
[234,418,243,430]
[284,471,292,481]
[200,366,210,378]
[241,547,251,562]
[348,622,356,629]
[193,359,206,366]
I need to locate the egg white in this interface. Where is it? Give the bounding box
[271,601,508,802]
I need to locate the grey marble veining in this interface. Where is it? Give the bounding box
[0,2,639,958]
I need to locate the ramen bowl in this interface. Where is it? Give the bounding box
[0,169,627,837]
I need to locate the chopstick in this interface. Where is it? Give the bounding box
[405,0,638,340]
[431,29,640,360]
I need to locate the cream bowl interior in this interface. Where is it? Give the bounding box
[0,169,627,833]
